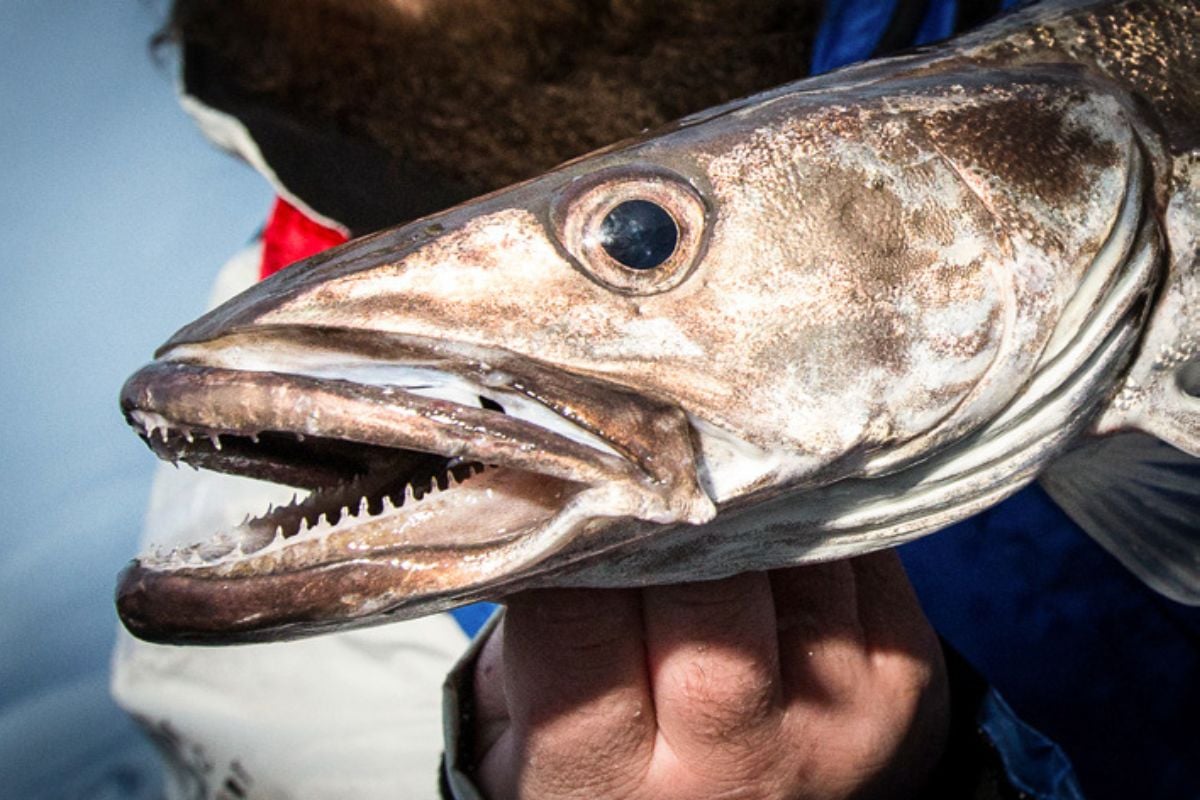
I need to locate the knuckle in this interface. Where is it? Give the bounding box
[520,702,652,798]
[672,659,779,742]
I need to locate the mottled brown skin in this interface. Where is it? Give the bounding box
[959,0,1200,151]
[119,0,1200,642]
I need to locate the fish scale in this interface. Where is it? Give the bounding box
[118,0,1200,643]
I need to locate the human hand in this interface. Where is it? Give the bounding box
[470,552,949,800]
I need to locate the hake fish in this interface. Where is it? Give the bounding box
[118,0,1200,643]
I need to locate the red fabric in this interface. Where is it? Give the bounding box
[259,197,349,280]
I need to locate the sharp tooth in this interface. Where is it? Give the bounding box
[404,484,416,504]
[183,429,194,444]
[209,433,222,450]
[382,495,397,512]
[159,426,170,443]
[274,525,285,542]
[358,497,370,516]
[296,432,305,442]
[249,433,260,444]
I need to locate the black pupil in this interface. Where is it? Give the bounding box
[598,200,678,270]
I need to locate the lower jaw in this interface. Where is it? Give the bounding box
[141,462,585,572]
[117,463,591,643]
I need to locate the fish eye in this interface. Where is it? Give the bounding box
[597,200,679,270]
[553,167,709,295]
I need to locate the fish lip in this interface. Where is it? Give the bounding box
[120,360,646,490]
[115,542,535,644]
[117,333,715,642]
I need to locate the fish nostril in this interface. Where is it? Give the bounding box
[479,396,506,413]
[1177,359,1200,399]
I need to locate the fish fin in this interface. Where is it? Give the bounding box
[1061,154,1200,603]
[1041,433,1200,605]
[1093,153,1200,456]
[1071,156,1200,605]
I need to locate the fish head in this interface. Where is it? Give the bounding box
[118,66,1144,642]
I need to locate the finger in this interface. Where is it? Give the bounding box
[770,559,868,706]
[850,551,949,754]
[496,588,655,799]
[771,556,947,800]
[850,551,951,794]
[474,618,521,800]
[850,550,940,658]
[642,572,783,772]
[472,616,511,762]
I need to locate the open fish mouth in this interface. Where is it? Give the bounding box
[116,329,714,643]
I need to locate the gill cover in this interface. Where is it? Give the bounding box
[1044,153,1200,605]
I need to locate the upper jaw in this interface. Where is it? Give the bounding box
[116,327,715,643]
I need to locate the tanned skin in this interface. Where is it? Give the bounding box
[473,554,949,800]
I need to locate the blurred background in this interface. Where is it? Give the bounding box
[2,2,1198,798]
[0,2,269,795]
